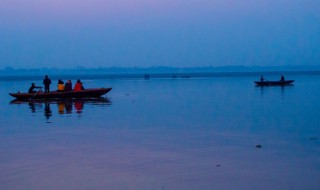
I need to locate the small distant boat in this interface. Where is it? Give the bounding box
[254,80,294,86]
[9,88,112,100]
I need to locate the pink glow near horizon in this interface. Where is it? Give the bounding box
[0,0,280,21]
[1,0,319,68]
[2,0,318,25]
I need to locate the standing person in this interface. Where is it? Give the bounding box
[57,79,65,92]
[260,75,265,82]
[43,75,52,92]
[64,80,73,92]
[74,79,85,91]
[280,75,285,81]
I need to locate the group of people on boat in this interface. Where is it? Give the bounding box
[260,75,285,82]
[28,75,85,93]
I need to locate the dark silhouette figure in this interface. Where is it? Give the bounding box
[280,75,285,82]
[28,83,42,93]
[64,80,73,92]
[260,75,265,82]
[44,102,52,120]
[43,75,52,93]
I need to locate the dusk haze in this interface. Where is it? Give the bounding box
[1,0,319,68]
[1,1,320,190]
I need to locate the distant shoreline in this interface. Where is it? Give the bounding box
[1,65,320,75]
[1,70,320,81]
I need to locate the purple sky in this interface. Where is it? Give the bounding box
[0,0,319,68]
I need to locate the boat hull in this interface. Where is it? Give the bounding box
[254,80,294,86]
[9,88,112,100]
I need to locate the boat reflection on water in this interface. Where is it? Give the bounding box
[10,97,112,120]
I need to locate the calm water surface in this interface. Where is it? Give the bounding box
[0,74,319,190]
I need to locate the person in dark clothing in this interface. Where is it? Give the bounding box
[280,75,285,81]
[260,75,265,82]
[64,80,73,92]
[43,75,52,92]
[28,83,42,93]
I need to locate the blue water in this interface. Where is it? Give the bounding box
[0,74,319,190]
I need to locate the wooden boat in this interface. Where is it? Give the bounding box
[10,97,111,105]
[9,88,112,100]
[254,80,294,86]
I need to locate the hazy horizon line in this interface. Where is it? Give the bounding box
[1,65,320,81]
[2,65,320,71]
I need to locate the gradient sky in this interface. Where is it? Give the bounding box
[0,0,319,69]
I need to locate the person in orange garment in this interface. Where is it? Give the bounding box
[57,79,65,92]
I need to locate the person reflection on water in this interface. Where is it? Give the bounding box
[44,102,52,120]
[74,99,84,114]
[65,100,73,114]
[28,102,35,113]
[28,83,42,93]
[58,102,65,114]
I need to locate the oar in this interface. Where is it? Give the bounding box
[29,88,42,101]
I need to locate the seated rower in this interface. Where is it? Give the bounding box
[74,79,85,91]
[28,83,42,93]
